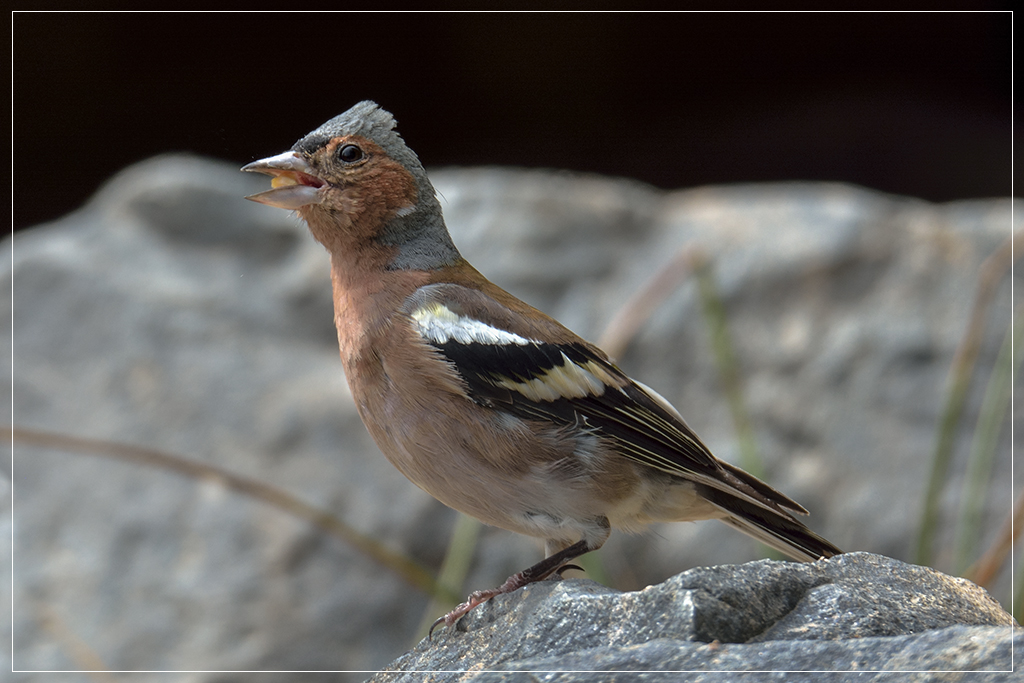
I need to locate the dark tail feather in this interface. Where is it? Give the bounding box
[718,459,809,515]
[698,484,842,561]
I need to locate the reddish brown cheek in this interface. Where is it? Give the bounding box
[305,137,422,250]
[329,136,419,216]
[369,158,420,214]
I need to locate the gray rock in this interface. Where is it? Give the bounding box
[3,154,1019,677]
[377,554,1017,682]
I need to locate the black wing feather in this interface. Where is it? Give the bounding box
[432,338,723,478]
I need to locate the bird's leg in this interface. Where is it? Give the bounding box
[429,538,591,638]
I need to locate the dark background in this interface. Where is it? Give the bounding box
[12,11,1014,234]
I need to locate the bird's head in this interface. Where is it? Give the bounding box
[243,101,460,270]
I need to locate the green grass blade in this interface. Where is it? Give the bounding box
[955,310,1024,575]
[415,512,481,639]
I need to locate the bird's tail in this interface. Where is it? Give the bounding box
[715,502,842,561]
[697,464,842,562]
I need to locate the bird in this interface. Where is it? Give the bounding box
[242,101,842,635]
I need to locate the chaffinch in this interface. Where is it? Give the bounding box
[242,101,841,634]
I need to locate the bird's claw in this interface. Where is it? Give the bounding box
[555,563,584,577]
[427,589,499,640]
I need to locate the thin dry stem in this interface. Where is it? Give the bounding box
[915,230,1024,566]
[598,245,703,360]
[34,601,115,682]
[964,486,1024,589]
[4,426,454,601]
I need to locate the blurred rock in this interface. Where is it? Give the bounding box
[2,154,1019,677]
[376,553,1018,682]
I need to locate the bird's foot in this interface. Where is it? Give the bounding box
[428,539,593,639]
[429,571,532,639]
[429,588,499,638]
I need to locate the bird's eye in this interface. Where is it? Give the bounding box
[338,144,364,163]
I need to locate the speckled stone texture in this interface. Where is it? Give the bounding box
[376,554,1017,682]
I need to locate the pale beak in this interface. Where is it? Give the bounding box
[241,151,325,209]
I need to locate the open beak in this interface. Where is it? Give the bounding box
[242,152,326,209]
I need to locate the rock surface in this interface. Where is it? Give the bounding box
[376,553,1018,681]
[3,155,1020,677]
